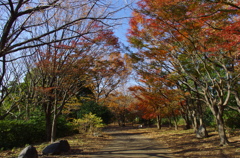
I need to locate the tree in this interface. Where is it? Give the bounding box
[84,30,132,103]
[0,0,123,122]
[0,56,26,119]
[128,0,239,145]
[106,90,134,127]
[24,22,131,142]
[30,45,89,142]
[89,51,131,103]
[128,64,183,129]
[206,1,240,115]
[0,0,118,57]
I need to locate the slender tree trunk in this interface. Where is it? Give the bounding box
[230,91,240,113]
[172,115,178,130]
[192,111,198,132]
[121,113,126,127]
[26,104,30,120]
[0,55,6,95]
[180,102,191,129]
[167,117,172,128]
[51,112,57,143]
[199,117,203,127]
[25,95,30,120]
[174,120,178,130]
[156,115,161,130]
[118,119,121,127]
[44,102,52,141]
[0,55,7,119]
[45,112,52,141]
[182,114,191,129]
[51,96,58,143]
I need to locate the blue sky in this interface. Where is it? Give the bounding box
[112,0,138,87]
[112,0,136,46]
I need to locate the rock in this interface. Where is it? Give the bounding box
[42,142,61,155]
[59,140,71,152]
[42,140,70,155]
[18,145,38,158]
[196,125,208,138]
[93,132,103,137]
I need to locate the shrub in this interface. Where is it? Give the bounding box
[76,101,113,124]
[73,112,104,134]
[224,109,240,129]
[56,116,78,137]
[203,107,216,127]
[0,116,77,150]
[0,120,46,150]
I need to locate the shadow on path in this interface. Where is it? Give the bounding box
[86,126,173,158]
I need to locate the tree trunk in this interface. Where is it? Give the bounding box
[192,111,198,132]
[26,103,30,120]
[51,97,58,143]
[182,114,191,129]
[45,112,52,141]
[51,113,57,143]
[118,119,121,127]
[181,105,192,130]
[211,104,229,145]
[172,115,178,130]
[174,121,178,130]
[121,113,126,127]
[167,117,172,128]
[44,102,52,141]
[156,115,161,130]
[216,113,229,145]
[25,95,30,120]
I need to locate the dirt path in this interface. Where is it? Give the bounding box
[88,126,173,158]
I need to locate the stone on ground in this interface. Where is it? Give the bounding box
[42,140,70,155]
[196,125,208,138]
[18,145,38,158]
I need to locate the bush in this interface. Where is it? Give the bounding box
[203,107,216,127]
[203,107,240,129]
[76,101,113,124]
[137,118,155,126]
[56,116,78,137]
[0,120,46,150]
[224,109,240,129]
[73,112,104,134]
[0,115,77,150]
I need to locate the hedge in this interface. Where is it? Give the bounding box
[0,117,76,150]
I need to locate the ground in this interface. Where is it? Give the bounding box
[143,126,240,157]
[1,124,240,157]
[89,125,172,158]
